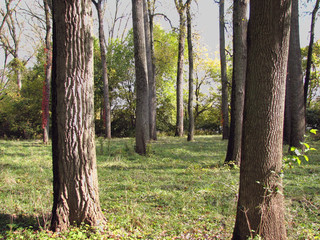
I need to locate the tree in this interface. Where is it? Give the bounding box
[304,0,320,106]
[144,0,157,141]
[186,1,194,141]
[232,0,291,239]
[92,0,112,139]
[41,0,51,144]
[284,0,305,148]
[51,0,105,231]
[225,0,248,165]
[132,0,150,155]
[218,0,229,140]
[174,0,190,137]
[0,0,24,90]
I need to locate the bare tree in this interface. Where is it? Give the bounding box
[132,0,150,155]
[304,0,320,106]
[232,0,291,238]
[144,0,157,141]
[41,0,52,144]
[92,0,112,139]
[225,0,248,165]
[174,0,191,137]
[284,0,305,149]
[0,0,23,90]
[187,1,194,141]
[51,0,105,231]
[218,0,229,140]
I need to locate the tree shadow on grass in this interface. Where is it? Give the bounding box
[0,213,50,233]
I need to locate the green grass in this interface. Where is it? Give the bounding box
[0,135,319,239]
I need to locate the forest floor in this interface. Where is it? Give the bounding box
[0,135,319,239]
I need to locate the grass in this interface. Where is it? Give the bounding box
[0,135,319,239]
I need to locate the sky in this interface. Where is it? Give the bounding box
[0,0,319,67]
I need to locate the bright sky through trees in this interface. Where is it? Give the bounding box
[0,0,319,67]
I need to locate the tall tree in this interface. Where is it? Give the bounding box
[174,0,189,137]
[232,0,291,239]
[304,0,320,106]
[132,0,150,155]
[186,1,194,141]
[41,0,51,144]
[225,0,248,165]
[51,0,105,231]
[0,0,23,90]
[219,0,229,140]
[92,0,112,139]
[284,0,305,148]
[144,0,157,141]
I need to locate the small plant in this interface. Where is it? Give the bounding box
[283,129,317,169]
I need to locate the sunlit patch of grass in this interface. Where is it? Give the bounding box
[0,136,319,239]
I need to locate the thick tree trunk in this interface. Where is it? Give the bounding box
[144,0,157,141]
[132,0,150,155]
[285,0,305,148]
[225,0,247,165]
[304,0,320,106]
[93,0,112,139]
[51,0,105,231]
[232,0,291,239]
[42,0,51,144]
[175,1,186,137]
[187,3,194,141]
[219,0,229,140]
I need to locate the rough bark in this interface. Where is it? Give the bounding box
[225,0,247,165]
[92,0,111,139]
[285,0,305,148]
[304,0,320,106]
[144,0,157,141]
[174,0,187,137]
[232,0,291,239]
[187,2,194,141]
[219,0,229,140]
[42,0,51,144]
[132,0,150,155]
[51,0,105,231]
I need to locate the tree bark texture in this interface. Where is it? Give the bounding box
[144,0,157,141]
[225,0,247,165]
[92,0,112,139]
[304,0,320,106]
[232,0,291,239]
[132,0,150,155]
[51,0,105,231]
[284,0,305,148]
[42,0,52,144]
[219,0,229,140]
[187,3,194,141]
[175,0,187,137]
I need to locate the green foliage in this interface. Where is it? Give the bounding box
[0,48,46,139]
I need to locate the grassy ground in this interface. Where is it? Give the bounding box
[0,135,319,239]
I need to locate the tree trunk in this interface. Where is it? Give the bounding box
[219,0,229,140]
[51,0,105,231]
[285,0,305,148]
[232,0,291,239]
[42,0,51,144]
[304,0,320,107]
[132,0,150,155]
[93,0,112,139]
[187,2,194,141]
[225,0,247,165]
[175,0,187,137]
[144,0,157,141]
